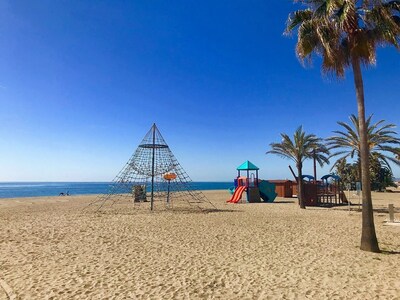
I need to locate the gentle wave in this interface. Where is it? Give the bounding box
[0,184,48,188]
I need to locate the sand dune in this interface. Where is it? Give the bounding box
[0,190,399,299]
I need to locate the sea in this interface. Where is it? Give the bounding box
[0,182,233,199]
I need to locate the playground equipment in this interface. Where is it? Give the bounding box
[317,174,347,206]
[87,124,215,212]
[227,161,277,203]
[258,180,277,203]
[163,172,177,205]
[288,165,348,206]
[299,173,348,206]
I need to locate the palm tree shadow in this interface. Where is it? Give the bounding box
[373,207,400,214]
[381,250,400,255]
[379,242,400,255]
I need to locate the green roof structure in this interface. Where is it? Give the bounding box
[236,160,259,171]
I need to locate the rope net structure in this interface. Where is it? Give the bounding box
[87,123,215,212]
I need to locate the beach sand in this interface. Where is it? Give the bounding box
[0,190,399,299]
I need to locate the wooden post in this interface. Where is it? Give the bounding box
[313,149,317,184]
[388,204,394,223]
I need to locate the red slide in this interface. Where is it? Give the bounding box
[227,186,246,203]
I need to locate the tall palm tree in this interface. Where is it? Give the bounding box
[285,0,400,252]
[266,126,329,209]
[327,114,400,170]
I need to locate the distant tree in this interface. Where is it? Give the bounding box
[377,167,396,191]
[327,114,400,171]
[285,0,400,252]
[335,158,359,188]
[335,155,395,191]
[369,154,396,191]
[266,126,329,209]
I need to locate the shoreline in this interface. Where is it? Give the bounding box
[0,182,234,200]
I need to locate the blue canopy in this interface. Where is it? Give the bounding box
[237,160,259,171]
[321,174,340,181]
[302,175,314,181]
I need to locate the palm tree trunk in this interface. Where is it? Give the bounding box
[297,163,306,209]
[352,57,380,253]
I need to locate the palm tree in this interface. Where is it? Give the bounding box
[327,114,400,171]
[285,0,400,252]
[335,158,360,187]
[266,126,329,209]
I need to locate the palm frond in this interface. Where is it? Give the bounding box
[329,114,400,170]
[267,126,329,168]
[287,0,400,76]
[286,9,314,34]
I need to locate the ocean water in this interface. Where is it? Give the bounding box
[0,182,233,199]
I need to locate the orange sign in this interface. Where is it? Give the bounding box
[163,173,177,180]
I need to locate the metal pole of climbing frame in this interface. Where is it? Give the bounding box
[150,123,156,211]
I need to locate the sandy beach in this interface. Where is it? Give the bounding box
[0,190,399,299]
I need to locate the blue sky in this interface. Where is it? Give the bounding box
[0,0,399,182]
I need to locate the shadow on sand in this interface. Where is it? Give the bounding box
[381,250,400,255]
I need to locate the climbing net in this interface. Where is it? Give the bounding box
[86,124,215,212]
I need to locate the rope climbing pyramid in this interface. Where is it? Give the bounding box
[88,123,215,212]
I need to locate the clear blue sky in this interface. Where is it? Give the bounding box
[1,0,399,182]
